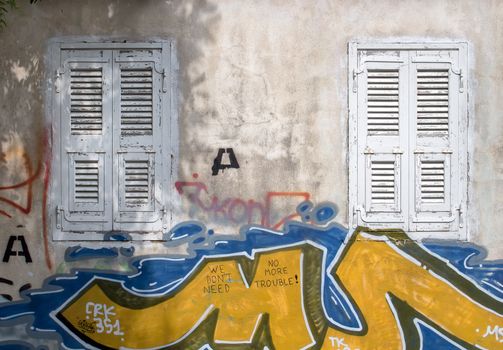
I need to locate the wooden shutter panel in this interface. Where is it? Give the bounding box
[350,43,467,238]
[355,53,408,229]
[59,50,113,231]
[409,56,461,232]
[112,50,165,231]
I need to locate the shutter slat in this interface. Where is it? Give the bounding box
[368,90,399,96]
[70,78,102,83]
[368,84,399,90]
[121,83,152,89]
[70,70,102,77]
[368,95,399,101]
[417,119,448,125]
[120,100,153,106]
[119,77,153,83]
[71,106,103,112]
[121,106,153,112]
[71,118,102,124]
[71,125,102,130]
[368,119,400,125]
[417,107,449,112]
[71,83,102,89]
[119,88,152,94]
[71,100,102,106]
[417,113,450,119]
[70,88,103,95]
[417,95,448,101]
[417,101,449,107]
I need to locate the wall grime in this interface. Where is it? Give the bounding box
[0,202,501,349]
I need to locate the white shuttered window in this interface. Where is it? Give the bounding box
[51,41,174,240]
[349,43,468,239]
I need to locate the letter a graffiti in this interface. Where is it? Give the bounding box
[2,235,32,263]
[212,148,240,176]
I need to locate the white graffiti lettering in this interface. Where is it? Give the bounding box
[482,325,503,342]
[328,336,360,350]
[85,302,124,337]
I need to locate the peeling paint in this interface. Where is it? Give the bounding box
[107,3,115,18]
[0,132,26,178]
[9,62,29,83]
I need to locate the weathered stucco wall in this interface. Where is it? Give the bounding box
[0,0,502,348]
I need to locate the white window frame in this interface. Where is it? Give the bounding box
[48,38,177,241]
[348,41,468,240]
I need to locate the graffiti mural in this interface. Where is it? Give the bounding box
[2,235,32,263]
[211,148,240,176]
[0,129,52,270]
[0,134,41,220]
[0,202,502,349]
[176,173,310,229]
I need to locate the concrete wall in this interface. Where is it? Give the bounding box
[0,0,502,348]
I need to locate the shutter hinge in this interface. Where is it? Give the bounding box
[352,68,364,93]
[364,147,374,168]
[451,67,464,93]
[352,69,357,93]
[55,69,63,93]
[56,206,63,229]
[354,205,367,226]
[457,206,464,228]
[458,69,464,93]
[352,206,358,228]
[162,206,168,229]
[162,69,168,93]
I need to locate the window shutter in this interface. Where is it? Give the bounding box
[112,50,165,231]
[409,53,461,232]
[59,50,113,232]
[350,43,467,238]
[355,52,408,229]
